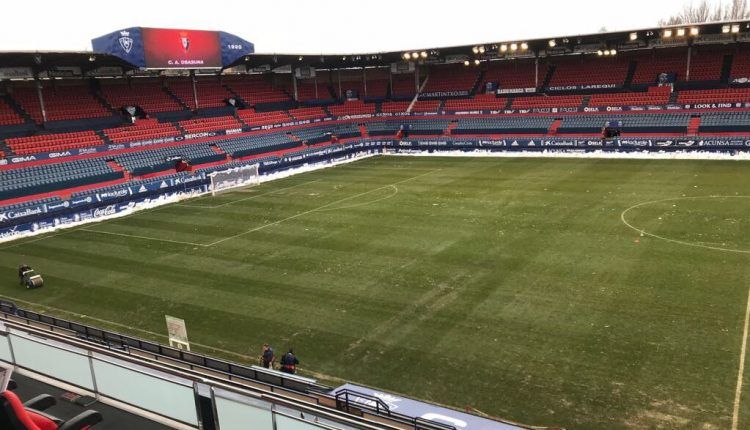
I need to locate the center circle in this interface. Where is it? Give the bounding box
[621,195,750,254]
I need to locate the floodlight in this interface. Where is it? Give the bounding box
[420,51,428,58]
[412,52,419,59]
[723,25,731,33]
[663,29,673,38]
[464,60,470,66]
[690,27,699,36]
[474,59,480,65]
[510,43,518,51]
[548,39,556,47]
[472,46,479,54]
[610,49,617,56]
[520,42,528,50]
[603,50,611,56]
[500,44,508,52]
[597,50,604,56]
[676,28,686,37]
[732,24,741,33]
[629,32,638,41]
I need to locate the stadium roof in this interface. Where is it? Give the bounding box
[0,20,747,76]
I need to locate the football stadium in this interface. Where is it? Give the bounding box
[2,3,750,430]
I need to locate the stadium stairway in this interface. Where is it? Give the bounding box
[541,65,556,89]
[471,70,485,95]
[358,124,369,138]
[720,54,734,84]
[1,94,35,125]
[688,116,701,135]
[624,60,638,88]
[668,90,679,104]
[446,121,459,135]
[548,119,562,135]
[163,85,192,111]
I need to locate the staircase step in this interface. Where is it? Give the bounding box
[720,54,734,84]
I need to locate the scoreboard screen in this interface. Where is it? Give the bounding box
[142,28,222,69]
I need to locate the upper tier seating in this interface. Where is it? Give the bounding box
[482,60,540,91]
[422,65,480,93]
[11,84,112,123]
[685,49,726,82]
[0,158,119,200]
[283,79,333,101]
[327,100,377,116]
[0,98,25,126]
[6,131,104,155]
[443,94,508,112]
[558,113,690,133]
[99,79,185,114]
[730,50,750,82]
[223,75,291,105]
[104,119,181,144]
[167,78,233,109]
[588,86,672,107]
[512,95,584,109]
[548,56,629,87]
[391,74,418,96]
[179,115,243,134]
[631,50,688,85]
[454,117,555,134]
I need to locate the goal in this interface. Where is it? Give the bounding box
[208,164,260,196]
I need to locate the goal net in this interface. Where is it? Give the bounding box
[208,164,260,196]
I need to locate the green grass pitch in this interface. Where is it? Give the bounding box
[1,155,750,429]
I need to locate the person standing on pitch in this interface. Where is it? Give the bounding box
[261,343,275,369]
[280,349,299,374]
[17,264,31,285]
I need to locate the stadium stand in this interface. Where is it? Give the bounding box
[0,98,25,126]
[443,94,508,112]
[588,86,672,106]
[481,59,540,91]
[454,117,555,134]
[558,113,690,133]
[223,74,292,105]
[512,94,584,109]
[698,111,750,132]
[422,64,480,94]
[114,144,224,176]
[5,130,104,155]
[11,83,113,123]
[179,115,243,134]
[631,49,689,85]
[0,158,120,200]
[99,79,185,114]
[327,100,377,116]
[104,119,181,143]
[677,87,750,104]
[547,56,630,87]
[288,106,328,121]
[167,77,233,109]
[237,108,293,126]
[213,133,300,158]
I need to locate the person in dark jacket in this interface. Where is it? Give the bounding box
[261,343,275,369]
[280,349,299,374]
[17,264,31,285]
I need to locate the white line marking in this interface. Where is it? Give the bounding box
[79,228,208,247]
[177,179,321,209]
[734,286,750,430]
[620,195,750,254]
[313,185,399,212]
[206,169,439,247]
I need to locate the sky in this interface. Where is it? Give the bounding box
[0,0,693,54]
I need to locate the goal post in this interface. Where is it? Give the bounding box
[208,164,260,196]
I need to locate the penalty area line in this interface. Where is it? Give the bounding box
[733,286,750,430]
